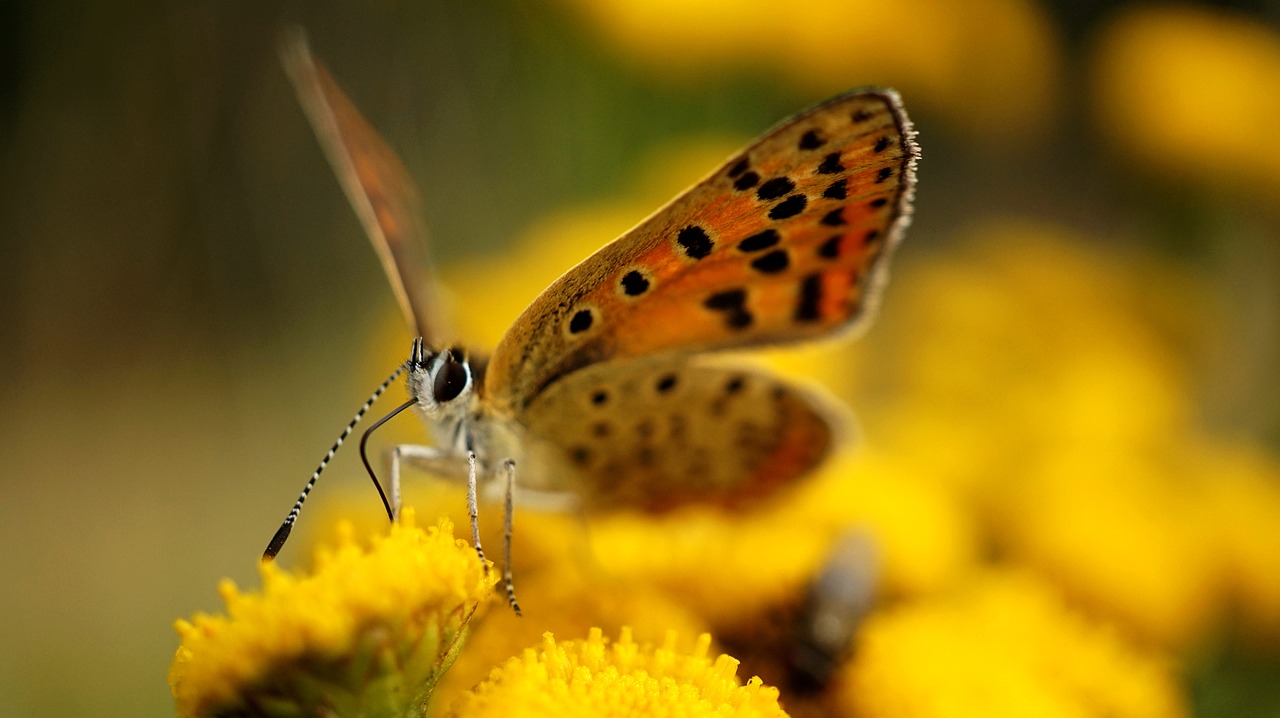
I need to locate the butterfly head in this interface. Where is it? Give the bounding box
[405,337,474,417]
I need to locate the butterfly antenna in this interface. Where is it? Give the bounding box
[263,365,406,560]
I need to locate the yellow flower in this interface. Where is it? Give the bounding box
[433,562,712,715]
[169,510,492,718]
[446,628,787,718]
[1191,440,1280,644]
[819,222,1280,649]
[743,220,1280,656]
[580,448,975,634]
[841,571,1188,718]
[995,448,1222,648]
[555,0,1063,141]
[775,448,977,599]
[840,225,1198,505]
[1091,4,1280,197]
[295,490,715,715]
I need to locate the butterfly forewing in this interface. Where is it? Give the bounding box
[282,34,446,345]
[516,357,836,512]
[485,90,918,414]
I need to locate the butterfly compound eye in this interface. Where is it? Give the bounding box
[433,354,469,402]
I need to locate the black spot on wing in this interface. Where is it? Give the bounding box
[750,250,790,274]
[635,445,656,467]
[820,208,846,226]
[795,273,823,322]
[677,226,713,259]
[873,136,891,153]
[569,309,594,334]
[656,373,678,394]
[769,194,807,220]
[734,171,760,191]
[620,270,650,296]
[823,178,847,200]
[704,289,753,330]
[636,419,655,439]
[569,446,592,467]
[727,309,752,330]
[757,177,795,201]
[704,289,746,310]
[798,129,826,150]
[728,157,750,177]
[818,234,842,259]
[817,152,843,175]
[738,229,780,252]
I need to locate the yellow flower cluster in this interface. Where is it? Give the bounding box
[843,572,1187,718]
[430,528,713,712]
[169,511,491,718]
[1091,5,1280,198]
[448,628,786,718]
[169,507,787,717]
[554,0,1063,141]
[583,448,976,627]
[834,221,1280,650]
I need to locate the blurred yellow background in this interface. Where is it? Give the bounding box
[2,1,1279,716]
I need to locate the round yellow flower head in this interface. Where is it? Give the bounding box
[169,509,492,718]
[448,628,788,718]
[1091,4,1280,197]
[433,560,711,714]
[841,571,1188,718]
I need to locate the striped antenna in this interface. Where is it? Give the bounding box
[263,364,406,560]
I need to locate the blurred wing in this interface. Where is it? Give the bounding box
[486,90,918,413]
[516,357,838,512]
[281,32,445,345]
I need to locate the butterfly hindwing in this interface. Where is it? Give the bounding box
[485,90,918,413]
[516,357,838,512]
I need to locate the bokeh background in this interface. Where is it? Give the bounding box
[3,0,1280,716]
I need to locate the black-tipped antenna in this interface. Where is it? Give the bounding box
[358,397,417,517]
[263,365,405,560]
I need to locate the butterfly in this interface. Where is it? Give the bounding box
[264,33,919,615]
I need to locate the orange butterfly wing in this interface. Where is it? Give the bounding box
[281,33,446,346]
[514,356,840,512]
[485,90,918,415]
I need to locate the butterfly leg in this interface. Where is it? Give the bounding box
[500,458,522,615]
[464,451,491,576]
[388,445,494,582]
[386,443,468,520]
